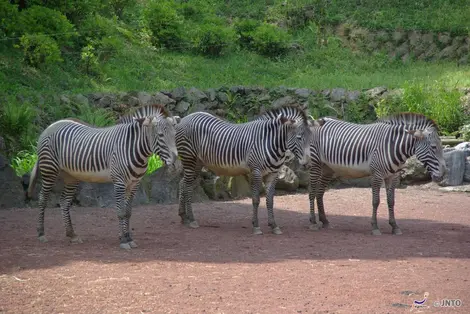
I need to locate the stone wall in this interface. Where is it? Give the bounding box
[334,24,470,64]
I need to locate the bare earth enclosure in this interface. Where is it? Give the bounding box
[0,187,469,314]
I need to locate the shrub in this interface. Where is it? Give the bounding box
[0,101,38,154]
[144,0,185,50]
[15,5,76,47]
[10,149,37,177]
[18,34,63,67]
[29,0,103,24]
[76,105,116,127]
[250,23,292,58]
[0,1,18,37]
[234,18,260,49]
[461,124,470,141]
[191,19,235,57]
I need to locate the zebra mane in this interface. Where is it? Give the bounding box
[118,104,170,124]
[256,104,309,126]
[377,112,439,131]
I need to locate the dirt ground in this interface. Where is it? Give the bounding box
[0,187,469,314]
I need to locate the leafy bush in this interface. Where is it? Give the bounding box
[0,101,38,154]
[191,19,235,57]
[18,34,63,67]
[10,149,37,177]
[374,82,465,134]
[250,23,292,58]
[234,18,260,49]
[144,0,185,50]
[15,5,76,47]
[147,155,163,174]
[28,0,103,24]
[76,105,116,127]
[0,1,18,37]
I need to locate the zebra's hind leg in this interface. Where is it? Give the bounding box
[124,183,140,248]
[308,164,321,230]
[37,171,59,243]
[250,169,263,235]
[316,171,334,228]
[60,179,82,244]
[370,176,383,236]
[113,182,132,250]
[264,172,282,235]
[384,175,402,235]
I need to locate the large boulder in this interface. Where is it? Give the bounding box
[440,149,467,186]
[0,154,25,209]
[464,157,470,183]
[400,156,430,184]
[275,165,299,191]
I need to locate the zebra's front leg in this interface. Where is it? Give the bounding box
[250,169,263,235]
[370,176,383,236]
[308,165,321,230]
[179,163,203,229]
[60,181,82,244]
[316,172,333,228]
[113,182,132,250]
[264,172,282,235]
[124,182,140,248]
[384,175,402,235]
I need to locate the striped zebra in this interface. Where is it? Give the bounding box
[25,114,178,250]
[307,113,446,235]
[176,105,324,235]
[117,103,181,126]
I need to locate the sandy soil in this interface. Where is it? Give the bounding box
[0,187,469,314]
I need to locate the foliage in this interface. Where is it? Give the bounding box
[0,0,18,37]
[461,124,470,141]
[374,81,465,133]
[191,18,235,57]
[344,94,377,123]
[250,23,292,58]
[147,154,163,174]
[0,101,38,154]
[234,19,260,49]
[18,34,63,67]
[144,0,185,50]
[27,0,104,24]
[76,105,116,127]
[10,149,37,177]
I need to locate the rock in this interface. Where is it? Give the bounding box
[330,88,347,102]
[78,181,149,208]
[185,87,207,104]
[148,166,208,204]
[438,32,452,45]
[276,165,299,192]
[346,90,361,102]
[401,156,431,184]
[394,42,410,58]
[154,92,176,106]
[464,157,470,182]
[437,45,458,59]
[60,95,71,105]
[206,88,217,101]
[72,94,89,106]
[175,101,191,114]
[120,94,140,108]
[202,175,231,201]
[392,30,406,44]
[98,95,115,108]
[439,184,470,193]
[365,86,387,99]
[296,169,310,188]
[335,176,372,188]
[294,88,311,99]
[440,150,466,186]
[228,175,253,199]
[216,91,228,103]
[171,87,186,101]
[272,96,295,108]
[454,142,470,152]
[408,30,421,47]
[0,154,24,209]
[421,33,435,45]
[0,136,5,153]
[137,92,153,105]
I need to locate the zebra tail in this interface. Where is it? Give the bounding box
[25,161,39,201]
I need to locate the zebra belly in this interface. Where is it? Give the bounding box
[64,169,113,183]
[324,162,371,178]
[206,165,251,176]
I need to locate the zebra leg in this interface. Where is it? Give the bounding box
[384,175,402,235]
[124,183,140,248]
[60,180,82,244]
[37,171,59,243]
[251,169,263,235]
[308,164,321,230]
[370,176,383,236]
[113,182,131,250]
[264,172,282,235]
[180,162,203,229]
[316,172,334,228]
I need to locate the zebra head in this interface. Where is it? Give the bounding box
[406,127,446,182]
[278,114,324,165]
[138,116,178,166]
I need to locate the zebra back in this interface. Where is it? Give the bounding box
[117,104,175,124]
[377,112,439,132]
[255,104,310,126]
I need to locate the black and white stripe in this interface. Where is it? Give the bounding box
[26,116,178,250]
[307,113,446,235]
[176,105,323,235]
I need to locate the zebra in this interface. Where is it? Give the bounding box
[176,104,324,235]
[25,114,178,250]
[306,112,447,235]
[117,103,181,126]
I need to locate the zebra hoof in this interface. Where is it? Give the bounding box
[128,241,138,248]
[320,221,329,228]
[371,229,382,236]
[69,236,83,244]
[272,227,283,235]
[392,228,403,235]
[309,223,321,231]
[119,243,132,250]
[189,221,199,229]
[38,235,48,243]
[252,227,263,235]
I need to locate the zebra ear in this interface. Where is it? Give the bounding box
[278,114,295,126]
[133,117,146,126]
[142,117,152,126]
[151,116,158,125]
[405,129,425,139]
